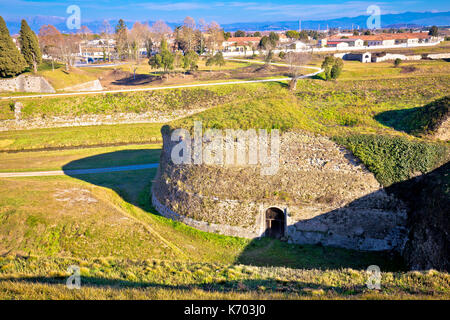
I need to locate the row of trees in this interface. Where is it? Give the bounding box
[0,17,42,77]
[148,37,226,77]
[114,17,226,61]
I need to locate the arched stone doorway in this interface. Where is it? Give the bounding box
[265,207,285,239]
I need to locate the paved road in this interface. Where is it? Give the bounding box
[0,163,159,178]
[0,61,323,100]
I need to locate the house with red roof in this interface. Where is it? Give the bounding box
[222,37,261,52]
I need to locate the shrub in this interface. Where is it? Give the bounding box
[182,50,199,72]
[394,58,402,67]
[278,51,286,59]
[322,56,343,80]
[334,134,448,186]
[206,52,225,67]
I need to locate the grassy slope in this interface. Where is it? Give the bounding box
[3,167,447,300]
[0,144,161,172]
[0,83,276,120]
[0,123,163,152]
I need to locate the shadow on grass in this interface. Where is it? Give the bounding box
[374,106,424,134]
[62,148,160,210]
[374,96,449,135]
[0,275,360,295]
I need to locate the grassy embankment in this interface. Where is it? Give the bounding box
[0,59,449,299]
[2,167,447,300]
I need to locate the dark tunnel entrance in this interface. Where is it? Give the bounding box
[265,207,285,239]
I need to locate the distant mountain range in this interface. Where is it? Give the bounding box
[5,11,450,35]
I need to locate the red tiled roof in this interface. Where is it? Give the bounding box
[330,33,431,41]
[327,41,347,45]
[225,37,261,44]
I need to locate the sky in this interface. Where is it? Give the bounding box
[1,0,450,23]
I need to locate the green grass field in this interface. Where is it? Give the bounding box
[0,57,449,299]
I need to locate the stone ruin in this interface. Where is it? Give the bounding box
[152,128,409,252]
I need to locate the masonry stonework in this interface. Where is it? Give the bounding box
[0,74,55,93]
[152,129,408,252]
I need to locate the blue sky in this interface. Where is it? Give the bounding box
[1,0,449,23]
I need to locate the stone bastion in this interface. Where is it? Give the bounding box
[152,126,408,252]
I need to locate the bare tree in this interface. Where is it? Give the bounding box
[78,25,92,61]
[129,22,151,62]
[100,20,113,61]
[151,20,172,43]
[39,25,79,71]
[38,24,63,71]
[286,52,311,90]
[60,33,80,71]
[206,21,224,54]
[182,16,196,52]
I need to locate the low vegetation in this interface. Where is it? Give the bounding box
[375,96,449,137]
[0,123,163,152]
[1,167,447,300]
[334,134,448,186]
[0,83,276,119]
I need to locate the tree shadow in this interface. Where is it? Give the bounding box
[0,275,362,296]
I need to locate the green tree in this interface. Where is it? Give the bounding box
[259,36,270,50]
[145,38,153,58]
[115,19,128,60]
[148,39,174,78]
[298,31,309,41]
[160,37,168,51]
[253,32,261,37]
[19,19,42,73]
[286,30,299,39]
[268,32,279,47]
[330,59,343,79]
[234,30,245,37]
[429,26,438,37]
[0,16,27,77]
[182,50,199,72]
[321,56,343,80]
[206,51,225,68]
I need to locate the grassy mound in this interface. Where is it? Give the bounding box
[169,95,305,133]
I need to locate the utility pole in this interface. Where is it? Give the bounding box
[299,20,301,32]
